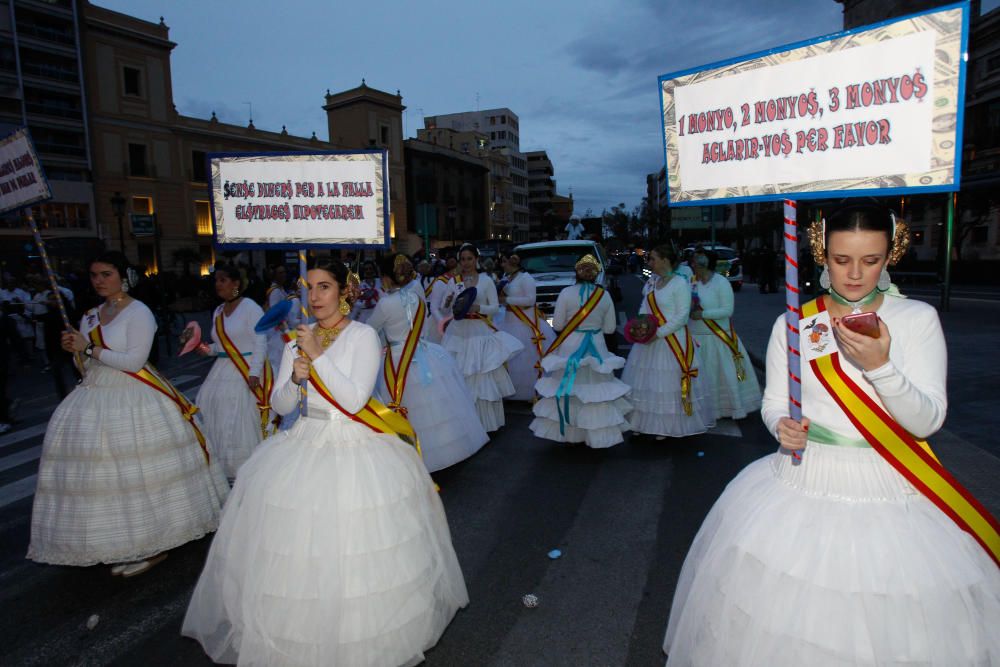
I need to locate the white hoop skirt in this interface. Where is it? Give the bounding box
[182,416,469,667]
[375,341,489,472]
[196,357,264,479]
[28,364,229,566]
[441,319,523,432]
[622,337,716,438]
[496,308,556,402]
[664,443,1000,666]
[691,331,762,420]
[530,331,631,448]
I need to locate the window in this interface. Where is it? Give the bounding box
[123,66,141,97]
[499,131,506,140]
[380,124,390,146]
[132,196,153,215]
[191,150,206,182]
[195,200,212,235]
[491,132,496,140]
[490,116,496,125]
[128,143,147,177]
[501,115,506,124]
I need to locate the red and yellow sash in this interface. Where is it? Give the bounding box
[425,274,450,299]
[215,311,276,439]
[308,364,421,456]
[88,326,210,464]
[383,299,426,417]
[646,290,698,416]
[465,312,498,331]
[544,286,606,357]
[509,304,546,378]
[704,317,747,382]
[803,297,1000,566]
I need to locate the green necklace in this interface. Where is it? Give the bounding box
[828,287,879,314]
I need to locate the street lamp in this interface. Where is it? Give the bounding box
[110,191,126,254]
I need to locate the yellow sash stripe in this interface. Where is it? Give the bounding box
[802,297,999,567]
[646,290,699,416]
[308,365,421,457]
[88,326,210,464]
[509,304,546,378]
[544,286,605,357]
[215,312,276,438]
[383,299,426,416]
[703,318,747,382]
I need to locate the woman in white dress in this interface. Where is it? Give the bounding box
[368,253,489,472]
[622,245,715,439]
[195,264,270,481]
[264,265,301,431]
[425,255,458,345]
[530,254,630,448]
[497,252,556,402]
[663,206,1000,666]
[689,249,762,420]
[183,257,468,666]
[441,243,523,432]
[351,260,383,324]
[29,252,228,577]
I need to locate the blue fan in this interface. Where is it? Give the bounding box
[255,299,293,333]
[451,286,478,320]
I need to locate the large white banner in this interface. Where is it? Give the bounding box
[0,128,51,215]
[209,151,389,248]
[658,2,968,205]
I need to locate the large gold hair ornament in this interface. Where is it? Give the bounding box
[575,254,601,271]
[393,253,416,282]
[344,268,362,305]
[808,214,911,267]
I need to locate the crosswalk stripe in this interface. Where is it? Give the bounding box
[0,423,48,451]
[0,474,37,508]
[0,445,42,473]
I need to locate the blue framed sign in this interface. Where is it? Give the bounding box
[0,127,52,215]
[658,2,970,207]
[208,149,390,249]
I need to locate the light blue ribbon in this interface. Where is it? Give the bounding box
[578,282,595,306]
[217,351,252,357]
[388,340,434,386]
[555,329,602,435]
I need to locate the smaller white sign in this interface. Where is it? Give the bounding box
[801,311,838,361]
[0,128,51,215]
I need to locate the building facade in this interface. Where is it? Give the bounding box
[424,108,529,242]
[0,0,99,270]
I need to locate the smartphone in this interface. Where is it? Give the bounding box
[841,311,881,338]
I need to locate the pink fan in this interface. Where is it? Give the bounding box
[178,321,202,356]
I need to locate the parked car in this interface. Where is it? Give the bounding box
[513,240,620,323]
[683,243,743,291]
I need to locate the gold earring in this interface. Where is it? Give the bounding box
[233,287,240,298]
[339,296,350,315]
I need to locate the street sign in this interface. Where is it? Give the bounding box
[130,213,155,237]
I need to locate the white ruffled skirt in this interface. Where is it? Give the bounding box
[664,442,1000,666]
[530,330,631,448]
[622,333,716,437]
[441,318,523,431]
[28,364,229,566]
[692,331,761,420]
[496,306,556,402]
[375,341,489,472]
[182,414,469,667]
[196,357,265,479]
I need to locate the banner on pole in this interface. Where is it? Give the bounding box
[0,128,52,215]
[658,2,969,206]
[208,150,390,249]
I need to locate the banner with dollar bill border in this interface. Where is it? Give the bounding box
[208,149,389,248]
[658,1,969,206]
[0,127,52,215]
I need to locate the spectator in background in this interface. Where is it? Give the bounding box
[758,245,778,293]
[0,303,13,433]
[40,281,79,398]
[565,214,585,240]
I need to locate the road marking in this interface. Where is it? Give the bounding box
[0,474,37,508]
[0,445,42,473]
[0,423,48,451]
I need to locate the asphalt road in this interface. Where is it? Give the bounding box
[1,273,997,666]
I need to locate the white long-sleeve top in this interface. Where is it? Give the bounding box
[689,272,734,335]
[638,275,691,338]
[207,299,267,377]
[502,271,537,308]
[271,321,380,418]
[79,300,156,374]
[442,273,500,318]
[366,288,421,347]
[429,275,456,322]
[552,283,617,334]
[266,284,301,329]
[762,295,947,441]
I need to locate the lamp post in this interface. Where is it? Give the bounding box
[110,191,126,255]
